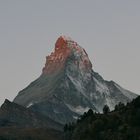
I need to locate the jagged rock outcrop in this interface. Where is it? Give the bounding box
[13,36,138,124]
[42,36,92,74]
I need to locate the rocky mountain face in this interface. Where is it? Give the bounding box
[13,36,138,124]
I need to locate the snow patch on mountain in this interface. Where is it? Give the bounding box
[27,102,34,108]
[66,104,90,115]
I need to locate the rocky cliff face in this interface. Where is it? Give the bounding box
[42,36,92,75]
[13,36,138,124]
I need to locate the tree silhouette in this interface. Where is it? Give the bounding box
[103,105,110,114]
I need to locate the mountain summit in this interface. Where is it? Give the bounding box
[42,35,92,75]
[14,36,137,124]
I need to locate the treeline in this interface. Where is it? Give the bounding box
[64,96,140,140]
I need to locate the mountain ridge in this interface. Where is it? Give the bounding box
[0,99,63,130]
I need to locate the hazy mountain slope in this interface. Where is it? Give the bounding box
[0,99,62,130]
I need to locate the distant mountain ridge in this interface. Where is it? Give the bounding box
[0,99,63,139]
[0,99,62,130]
[13,36,138,124]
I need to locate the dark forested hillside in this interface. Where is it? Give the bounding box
[64,96,140,140]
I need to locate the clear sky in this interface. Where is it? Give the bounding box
[0,0,140,105]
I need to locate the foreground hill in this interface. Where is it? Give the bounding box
[0,96,139,140]
[0,128,63,140]
[0,99,63,140]
[64,96,140,140]
[0,99,62,130]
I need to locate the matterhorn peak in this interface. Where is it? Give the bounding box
[55,35,77,50]
[42,36,92,75]
[13,36,137,124]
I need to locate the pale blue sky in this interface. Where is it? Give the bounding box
[0,0,140,105]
